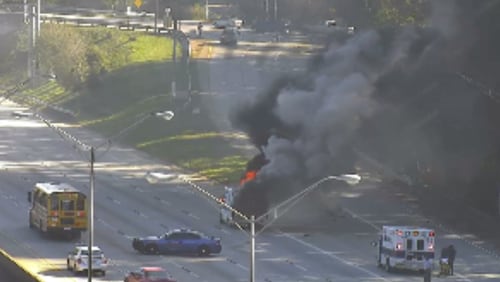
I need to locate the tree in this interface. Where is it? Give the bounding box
[36,24,89,89]
[370,0,429,26]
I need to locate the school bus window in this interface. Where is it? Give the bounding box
[50,195,59,210]
[417,239,424,250]
[76,197,85,210]
[61,199,74,211]
[407,239,413,251]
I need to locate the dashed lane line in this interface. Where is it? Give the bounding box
[279,232,390,281]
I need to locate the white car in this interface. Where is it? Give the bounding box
[66,245,108,276]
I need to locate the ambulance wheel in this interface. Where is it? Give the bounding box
[385,258,393,273]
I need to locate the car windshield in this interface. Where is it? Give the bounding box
[81,250,103,256]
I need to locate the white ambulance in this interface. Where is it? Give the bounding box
[376,225,435,272]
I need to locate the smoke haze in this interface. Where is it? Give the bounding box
[230,1,500,214]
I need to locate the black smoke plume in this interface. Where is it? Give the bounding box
[231,1,500,216]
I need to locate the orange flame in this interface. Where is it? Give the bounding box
[240,170,257,186]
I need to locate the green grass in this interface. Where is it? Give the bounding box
[2,27,250,184]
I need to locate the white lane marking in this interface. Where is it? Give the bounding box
[342,207,474,282]
[236,262,248,270]
[167,260,201,278]
[280,232,390,281]
[96,217,114,230]
[226,257,249,271]
[342,207,381,232]
[188,213,200,220]
[294,263,307,272]
[161,199,171,206]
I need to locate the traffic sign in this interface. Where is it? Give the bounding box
[134,0,142,8]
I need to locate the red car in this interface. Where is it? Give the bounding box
[124,267,176,282]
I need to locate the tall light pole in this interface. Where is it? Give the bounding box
[273,0,278,21]
[87,146,95,282]
[147,172,361,282]
[86,110,173,282]
[250,215,256,282]
[247,174,361,282]
[32,110,173,282]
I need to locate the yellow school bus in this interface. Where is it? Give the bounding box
[28,182,87,239]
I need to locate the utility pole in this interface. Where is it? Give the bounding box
[172,28,177,99]
[23,0,28,24]
[27,4,32,79]
[154,0,159,33]
[37,0,41,36]
[28,4,36,80]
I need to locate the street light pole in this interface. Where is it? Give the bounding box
[87,146,95,282]
[250,215,255,282]
[249,174,361,282]
[274,0,278,21]
[146,172,359,282]
[85,110,173,282]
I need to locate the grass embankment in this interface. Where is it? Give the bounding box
[13,26,249,184]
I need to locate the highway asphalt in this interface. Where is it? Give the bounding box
[0,18,500,282]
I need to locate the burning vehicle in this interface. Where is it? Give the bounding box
[219,154,271,229]
[218,2,500,232]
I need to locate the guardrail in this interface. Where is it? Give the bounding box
[40,12,191,62]
[40,12,171,33]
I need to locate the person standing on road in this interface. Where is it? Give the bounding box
[448,244,456,275]
[423,257,433,282]
[197,22,203,37]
